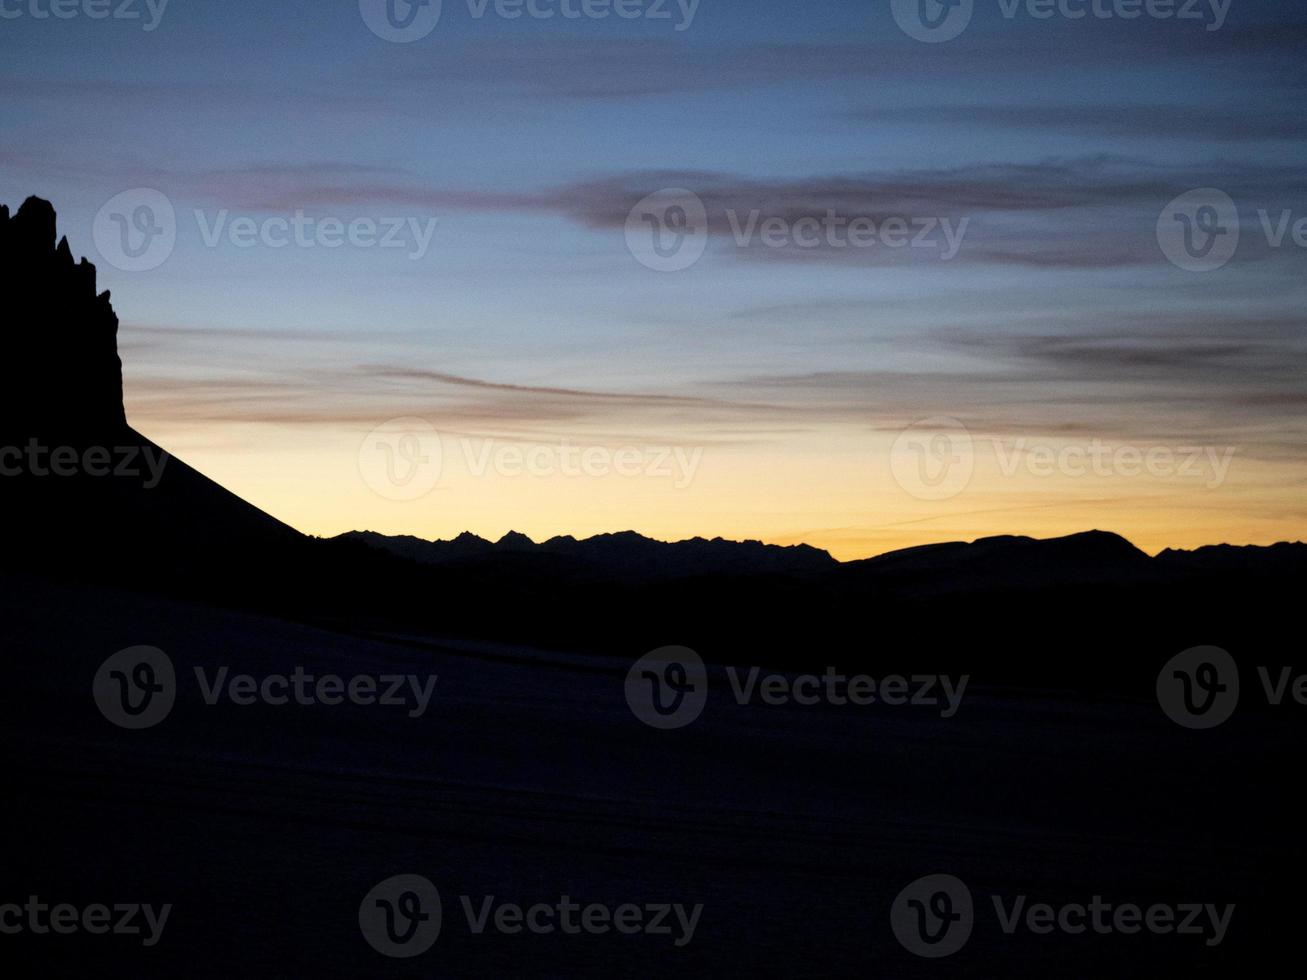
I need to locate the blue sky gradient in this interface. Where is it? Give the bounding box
[3,0,1305,555]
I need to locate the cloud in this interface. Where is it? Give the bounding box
[360,20,1307,101]
[848,104,1307,144]
[88,154,1303,271]
[123,354,783,441]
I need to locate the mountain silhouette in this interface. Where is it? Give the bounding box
[341,525,1305,591]
[0,197,125,435]
[1,197,299,578]
[339,528,839,581]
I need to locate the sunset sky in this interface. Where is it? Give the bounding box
[3,0,1305,559]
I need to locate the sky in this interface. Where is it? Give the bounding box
[2,0,1305,559]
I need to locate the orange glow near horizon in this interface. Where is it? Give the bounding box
[133,409,1306,563]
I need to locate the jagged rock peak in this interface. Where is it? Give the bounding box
[10,196,58,250]
[0,196,126,435]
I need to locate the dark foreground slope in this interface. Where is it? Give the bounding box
[330,527,1304,695]
[2,571,1298,978]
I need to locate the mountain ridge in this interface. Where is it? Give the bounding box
[337,526,1307,585]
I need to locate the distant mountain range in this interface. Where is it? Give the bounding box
[339,527,1307,590]
[338,529,838,579]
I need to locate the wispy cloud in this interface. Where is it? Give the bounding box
[848,104,1307,144]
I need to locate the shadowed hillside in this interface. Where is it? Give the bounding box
[1,197,300,578]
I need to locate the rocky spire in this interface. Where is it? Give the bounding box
[0,196,127,437]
